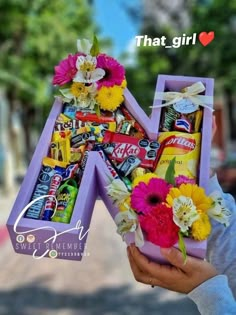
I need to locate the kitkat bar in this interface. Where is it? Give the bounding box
[76,110,116,123]
[102,131,160,170]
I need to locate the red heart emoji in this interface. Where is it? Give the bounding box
[199,31,215,46]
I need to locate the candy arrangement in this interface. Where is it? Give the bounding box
[107,81,231,258]
[25,37,160,225]
[7,37,230,262]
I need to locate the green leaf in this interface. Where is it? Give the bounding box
[165,157,176,185]
[94,103,101,117]
[178,231,187,264]
[90,35,99,56]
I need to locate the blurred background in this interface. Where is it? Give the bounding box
[0,0,235,314]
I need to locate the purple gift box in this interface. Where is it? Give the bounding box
[7,74,214,262]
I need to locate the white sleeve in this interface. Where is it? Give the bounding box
[205,175,236,298]
[188,275,236,315]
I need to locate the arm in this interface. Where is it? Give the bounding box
[206,175,236,298]
[188,275,236,315]
[127,245,236,315]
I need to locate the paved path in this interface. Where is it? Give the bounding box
[0,187,199,315]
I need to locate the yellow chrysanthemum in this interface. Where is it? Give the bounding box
[118,196,131,212]
[70,82,88,98]
[191,213,211,241]
[96,85,124,111]
[166,183,212,213]
[121,79,127,89]
[132,173,158,188]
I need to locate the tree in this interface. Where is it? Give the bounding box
[125,0,236,138]
[0,0,94,161]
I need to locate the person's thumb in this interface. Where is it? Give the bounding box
[160,247,187,269]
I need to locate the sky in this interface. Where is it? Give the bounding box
[94,0,141,57]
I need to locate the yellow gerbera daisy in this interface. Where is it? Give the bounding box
[121,79,127,89]
[191,212,212,241]
[166,183,212,213]
[96,85,124,111]
[132,173,158,188]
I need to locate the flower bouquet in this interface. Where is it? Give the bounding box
[106,74,231,262]
[53,36,126,112]
[107,157,231,261]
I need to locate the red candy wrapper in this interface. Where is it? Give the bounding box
[102,131,160,170]
[76,110,116,123]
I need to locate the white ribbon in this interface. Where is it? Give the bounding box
[152,81,214,112]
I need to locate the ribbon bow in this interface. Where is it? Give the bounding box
[152,81,214,112]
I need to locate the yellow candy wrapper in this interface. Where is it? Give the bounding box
[154,131,201,181]
[50,138,71,164]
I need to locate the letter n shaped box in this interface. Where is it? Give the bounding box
[6,74,214,262]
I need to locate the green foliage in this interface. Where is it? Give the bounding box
[90,34,100,57]
[0,0,94,112]
[165,157,176,186]
[178,231,187,264]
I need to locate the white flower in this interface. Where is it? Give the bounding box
[77,38,93,54]
[208,191,231,227]
[106,178,130,206]
[173,196,200,233]
[73,55,105,84]
[114,209,144,247]
[59,83,97,109]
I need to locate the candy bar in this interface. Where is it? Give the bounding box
[63,104,78,119]
[50,138,71,163]
[70,145,85,163]
[80,142,94,172]
[24,165,54,219]
[88,122,116,142]
[117,155,141,177]
[41,167,64,221]
[43,157,68,168]
[102,131,160,170]
[160,105,180,131]
[56,113,71,123]
[54,119,83,131]
[71,131,95,148]
[117,120,133,135]
[174,118,192,133]
[63,163,79,181]
[120,106,146,137]
[76,110,116,123]
[93,144,120,180]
